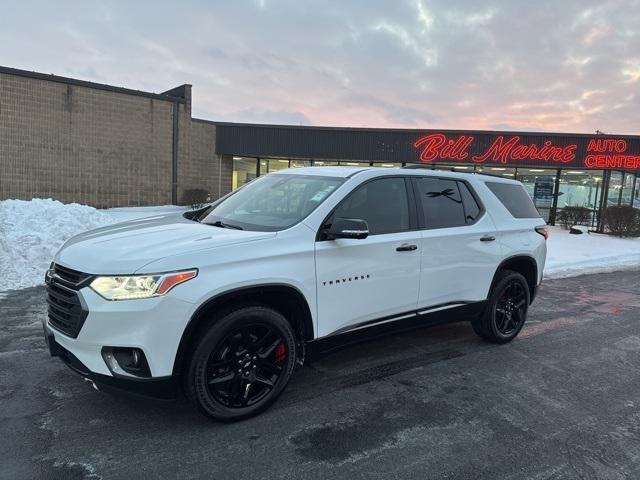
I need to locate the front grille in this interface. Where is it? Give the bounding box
[46,264,93,338]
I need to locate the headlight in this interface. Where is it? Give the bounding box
[89,270,197,300]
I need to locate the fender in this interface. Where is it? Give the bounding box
[171,283,314,377]
[488,255,539,303]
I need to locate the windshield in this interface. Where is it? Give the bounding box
[201,174,345,231]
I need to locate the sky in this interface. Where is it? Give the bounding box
[1,0,639,133]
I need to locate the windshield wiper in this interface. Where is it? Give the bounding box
[209,220,243,230]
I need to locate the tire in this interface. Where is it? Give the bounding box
[186,306,297,422]
[472,270,530,344]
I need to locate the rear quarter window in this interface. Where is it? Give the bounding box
[486,182,541,219]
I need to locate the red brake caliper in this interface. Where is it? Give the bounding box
[274,343,286,364]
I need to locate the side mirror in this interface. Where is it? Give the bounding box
[326,217,369,240]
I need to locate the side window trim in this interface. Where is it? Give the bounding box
[458,180,486,225]
[316,175,415,241]
[404,177,419,230]
[410,176,426,229]
[411,176,486,230]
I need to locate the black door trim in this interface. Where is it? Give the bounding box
[306,300,487,359]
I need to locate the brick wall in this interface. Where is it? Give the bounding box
[183,120,233,202]
[0,68,231,208]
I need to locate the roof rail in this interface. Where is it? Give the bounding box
[401,164,512,179]
[402,164,463,173]
[471,172,506,179]
[401,164,434,169]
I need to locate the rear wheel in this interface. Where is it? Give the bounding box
[472,270,530,343]
[186,306,296,421]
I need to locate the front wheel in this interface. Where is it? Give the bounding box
[186,306,297,421]
[472,270,530,343]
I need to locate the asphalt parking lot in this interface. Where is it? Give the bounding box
[2,269,640,479]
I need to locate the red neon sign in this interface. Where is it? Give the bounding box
[413,134,577,165]
[414,134,473,162]
[587,138,627,153]
[472,136,576,164]
[585,138,640,169]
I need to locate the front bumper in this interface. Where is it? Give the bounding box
[44,267,198,400]
[46,285,196,377]
[44,326,179,401]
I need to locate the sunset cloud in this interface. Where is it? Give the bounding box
[0,0,638,134]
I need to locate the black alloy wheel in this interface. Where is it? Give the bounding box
[472,270,530,343]
[186,306,297,421]
[207,323,288,408]
[494,281,527,336]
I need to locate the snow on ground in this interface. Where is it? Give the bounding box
[0,199,185,292]
[0,199,639,292]
[545,226,640,279]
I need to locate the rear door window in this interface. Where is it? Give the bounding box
[414,177,466,228]
[486,182,541,219]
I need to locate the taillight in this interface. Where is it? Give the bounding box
[535,225,549,240]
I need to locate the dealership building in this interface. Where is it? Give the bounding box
[1,65,639,230]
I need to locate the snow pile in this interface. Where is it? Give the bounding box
[545,226,640,278]
[0,200,188,292]
[0,199,116,291]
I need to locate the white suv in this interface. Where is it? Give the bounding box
[44,166,547,421]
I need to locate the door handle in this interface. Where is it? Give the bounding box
[396,244,418,251]
[480,235,496,242]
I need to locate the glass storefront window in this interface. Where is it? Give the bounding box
[232,157,257,190]
[620,172,635,206]
[473,166,517,179]
[290,160,312,168]
[267,159,290,173]
[487,167,517,178]
[558,170,603,209]
[339,161,368,167]
[313,160,339,166]
[557,170,604,227]
[517,168,557,223]
[634,176,640,207]
[607,171,623,206]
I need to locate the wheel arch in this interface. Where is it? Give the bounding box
[489,255,538,303]
[172,283,314,377]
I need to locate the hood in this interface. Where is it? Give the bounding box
[55,213,276,274]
